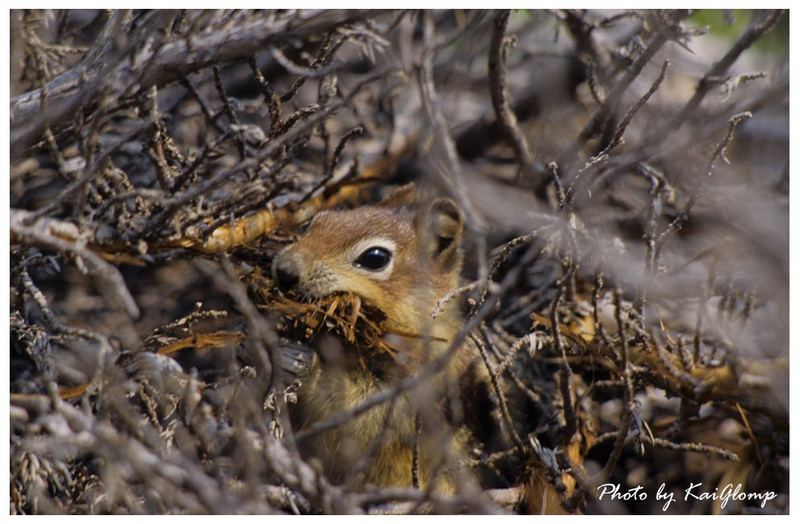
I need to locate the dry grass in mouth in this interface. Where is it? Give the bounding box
[246,268,434,367]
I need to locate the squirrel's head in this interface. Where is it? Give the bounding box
[272,186,464,328]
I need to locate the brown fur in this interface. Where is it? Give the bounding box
[273,194,488,491]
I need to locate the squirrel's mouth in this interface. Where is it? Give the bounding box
[261,287,401,356]
[277,287,351,306]
[248,271,383,332]
[249,272,444,365]
[275,289,387,327]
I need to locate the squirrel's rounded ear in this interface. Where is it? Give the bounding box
[418,198,464,270]
[377,183,416,208]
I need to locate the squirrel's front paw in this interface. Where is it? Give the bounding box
[276,338,316,379]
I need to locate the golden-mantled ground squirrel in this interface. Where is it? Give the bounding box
[272,186,496,492]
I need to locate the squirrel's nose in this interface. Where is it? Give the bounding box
[273,257,300,291]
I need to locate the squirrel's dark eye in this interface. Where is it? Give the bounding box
[354,247,392,271]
